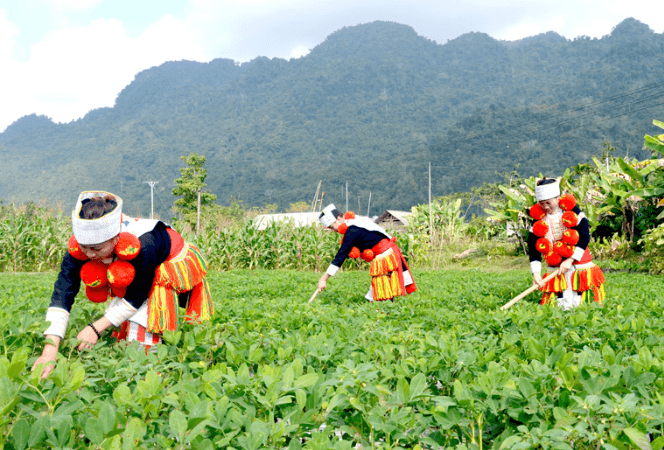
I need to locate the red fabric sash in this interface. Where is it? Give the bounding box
[372,238,417,294]
[167,228,185,260]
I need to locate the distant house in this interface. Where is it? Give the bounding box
[375,210,412,231]
[253,212,321,230]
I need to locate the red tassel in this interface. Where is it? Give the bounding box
[533,220,549,237]
[558,194,577,211]
[529,204,546,220]
[561,211,579,227]
[186,279,213,322]
[536,238,552,254]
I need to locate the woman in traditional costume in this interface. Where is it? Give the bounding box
[316,204,416,301]
[528,178,605,310]
[32,191,212,378]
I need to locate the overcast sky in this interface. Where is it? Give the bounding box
[1,0,662,132]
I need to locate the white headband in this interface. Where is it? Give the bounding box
[535,180,561,201]
[319,204,339,227]
[71,191,123,245]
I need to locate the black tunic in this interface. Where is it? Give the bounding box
[50,222,172,312]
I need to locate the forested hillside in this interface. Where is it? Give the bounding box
[1,18,662,218]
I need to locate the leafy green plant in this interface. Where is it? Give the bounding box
[2,269,664,448]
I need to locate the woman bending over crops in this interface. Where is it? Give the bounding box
[528,178,605,310]
[32,191,212,378]
[316,204,416,302]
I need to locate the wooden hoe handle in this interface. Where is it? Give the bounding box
[308,288,322,303]
[500,269,561,311]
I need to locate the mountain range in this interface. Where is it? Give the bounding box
[1,18,663,218]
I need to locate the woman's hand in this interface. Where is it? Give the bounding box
[317,274,329,292]
[76,326,99,350]
[532,273,544,288]
[32,343,58,380]
[559,258,574,274]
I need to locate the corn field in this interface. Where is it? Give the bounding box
[0,204,416,273]
[0,202,70,272]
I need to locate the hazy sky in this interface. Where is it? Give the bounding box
[1,0,662,132]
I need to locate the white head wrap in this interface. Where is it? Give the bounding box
[535,179,561,201]
[319,204,340,227]
[71,191,123,245]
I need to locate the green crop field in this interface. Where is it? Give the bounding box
[1,269,663,449]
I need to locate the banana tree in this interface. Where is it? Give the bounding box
[484,178,537,254]
[589,154,664,244]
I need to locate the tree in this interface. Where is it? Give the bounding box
[172,153,217,229]
[287,201,310,213]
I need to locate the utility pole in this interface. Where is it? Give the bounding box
[345,182,348,212]
[145,181,158,219]
[196,189,201,236]
[428,163,433,239]
[311,180,322,212]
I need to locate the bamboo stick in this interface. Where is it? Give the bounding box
[308,288,322,303]
[500,269,561,310]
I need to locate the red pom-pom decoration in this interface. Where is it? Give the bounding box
[529,204,546,220]
[562,229,580,245]
[361,249,375,262]
[86,286,109,303]
[535,238,552,254]
[107,260,135,288]
[110,286,127,299]
[532,220,549,237]
[344,211,355,220]
[68,235,88,260]
[558,194,577,211]
[349,247,361,259]
[545,251,562,266]
[338,223,349,234]
[115,232,141,260]
[561,211,579,228]
[553,241,574,258]
[80,261,108,288]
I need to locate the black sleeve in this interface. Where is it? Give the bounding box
[330,228,358,268]
[50,253,86,312]
[122,225,171,309]
[528,230,542,263]
[572,205,591,250]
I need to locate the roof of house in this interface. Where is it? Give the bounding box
[375,210,412,226]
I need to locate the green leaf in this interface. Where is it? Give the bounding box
[623,428,652,450]
[500,436,523,450]
[617,158,641,183]
[99,403,116,434]
[408,373,428,400]
[295,389,306,410]
[282,366,294,388]
[7,347,29,380]
[84,418,104,446]
[652,436,664,450]
[294,373,318,388]
[12,418,30,450]
[122,418,146,450]
[170,410,188,438]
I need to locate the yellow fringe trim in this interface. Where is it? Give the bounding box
[370,253,404,301]
[370,252,399,276]
[147,243,211,333]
